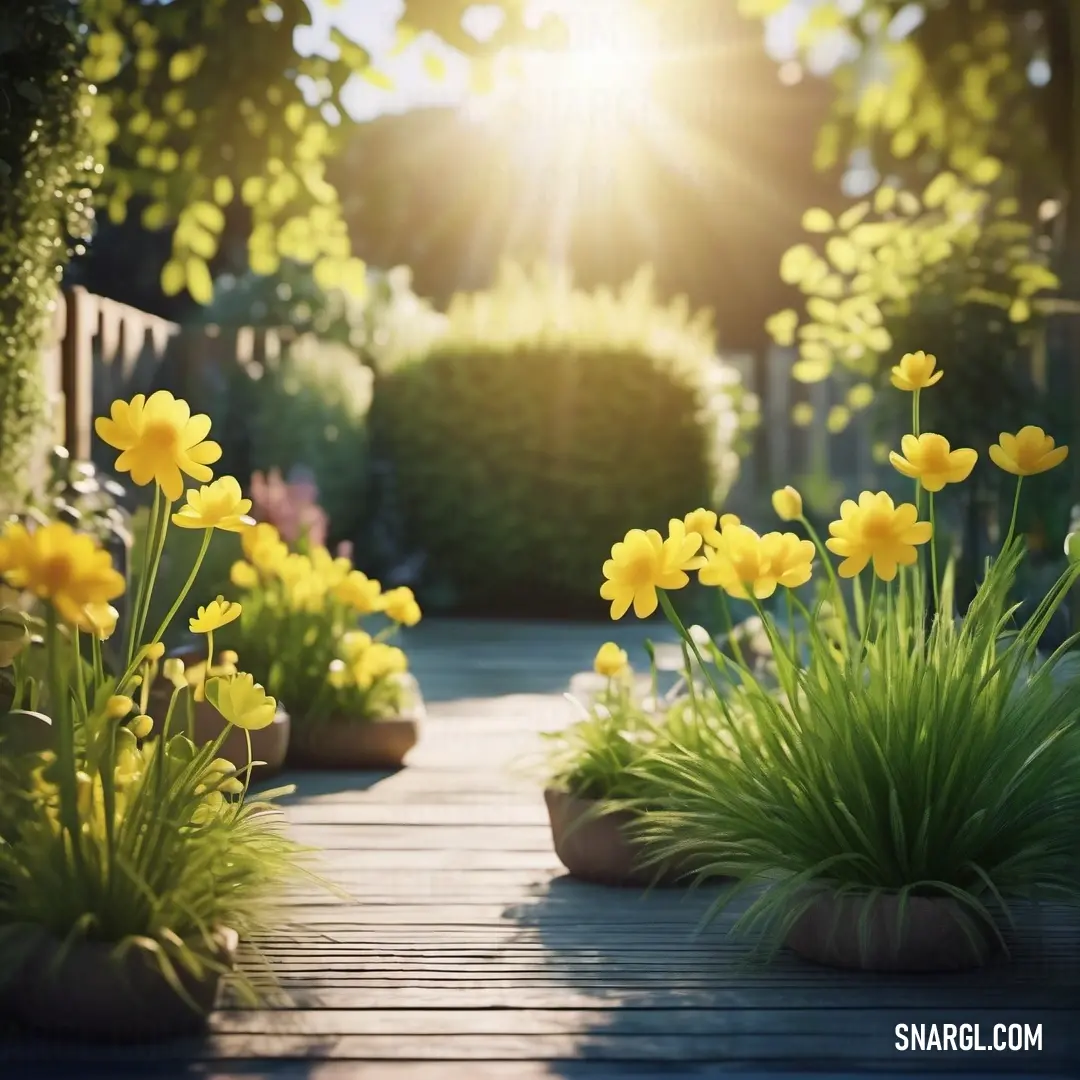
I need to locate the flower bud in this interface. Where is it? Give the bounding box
[771,485,803,522]
[141,641,166,663]
[219,777,244,795]
[129,714,153,739]
[163,657,186,688]
[1066,532,1080,564]
[105,695,134,720]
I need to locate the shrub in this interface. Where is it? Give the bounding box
[373,264,755,616]
[222,334,373,552]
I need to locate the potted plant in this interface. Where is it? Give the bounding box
[0,389,312,1040]
[598,352,1080,972]
[543,642,730,887]
[221,524,423,769]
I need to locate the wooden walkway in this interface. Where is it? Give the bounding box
[7,621,1080,1078]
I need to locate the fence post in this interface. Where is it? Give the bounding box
[60,286,94,460]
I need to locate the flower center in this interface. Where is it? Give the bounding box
[860,512,897,543]
[141,420,181,459]
[39,553,73,592]
[622,552,657,587]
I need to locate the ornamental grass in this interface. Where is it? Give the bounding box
[600,353,1080,954]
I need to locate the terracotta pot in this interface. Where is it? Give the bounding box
[12,926,238,1042]
[544,788,690,888]
[784,890,996,972]
[149,684,290,777]
[287,715,419,770]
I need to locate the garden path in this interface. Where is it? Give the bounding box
[10,619,1080,1079]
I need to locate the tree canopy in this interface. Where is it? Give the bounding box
[79,0,556,303]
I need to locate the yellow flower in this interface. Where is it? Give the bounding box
[889,350,943,392]
[600,525,701,620]
[311,546,352,588]
[334,570,382,614]
[172,476,253,532]
[241,523,288,574]
[988,426,1069,477]
[382,586,422,626]
[826,491,932,581]
[95,391,222,501]
[353,642,408,689]
[889,433,977,492]
[328,658,352,690]
[340,630,372,662]
[683,508,740,548]
[129,714,153,739]
[761,531,815,589]
[205,671,277,730]
[0,522,125,629]
[0,608,29,667]
[83,602,119,640]
[699,524,777,599]
[189,596,242,634]
[230,560,259,589]
[105,695,134,720]
[771,486,803,522]
[594,641,629,678]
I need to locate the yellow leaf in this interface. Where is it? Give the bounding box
[186,225,217,260]
[765,309,799,346]
[837,201,870,231]
[813,123,841,171]
[284,102,307,133]
[1009,298,1031,323]
[865,326,892,352]
[340,258,368,298]
[816,275,845,299]
[780,244,817,285]
[141,203,169,231]
[160,259,185,297]
[873,186,897,213]
[169,51,197,82]
[826,405,850,434]
[249,249,280,276]
[791,402,814,427]
[240,176,265,206]
[313,258,344,290]
[190,201,224,232]
[806,298,838,324]
[422,52,447,82]
[793,359,832,383]
[847,383,875,410]
[801,208,834,233]
[825,236,858,275]
[923,172,958,209]
[995,196,1020,217]
[185,257,213,304]
[968,156,1003,185]
[897,191,922,216]
[213,176,234,206]
[891,126,919,159]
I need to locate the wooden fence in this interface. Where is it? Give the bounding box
[43,286,886,508]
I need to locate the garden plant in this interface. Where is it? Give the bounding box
[0,389,312,1040]
[223,524,423,769]
[599,351,1080,970]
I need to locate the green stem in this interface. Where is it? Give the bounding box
[132,495,173,661]
[712,589,746,668]
[799,514,849,647]
[929,491,941,615]
[46,614,81,877]
[240,726,253,804]
[912,389,922,518]
[658,590,726,705]
[1003,478,1023,554]
[126,485,161,663]
[151,528,213,645]
[859,573,878,662]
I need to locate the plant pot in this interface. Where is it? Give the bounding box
[784,889,996,972]
[12,926,238,1042]
[149,684,290,777]
[287,715,419,770]
[544,788,691,888]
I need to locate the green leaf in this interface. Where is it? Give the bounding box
[923,172,959,209]
[190,201,225,233]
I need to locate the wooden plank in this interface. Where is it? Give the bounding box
[60,285,95,459]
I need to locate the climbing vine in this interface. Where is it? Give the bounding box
[0,1,96,500]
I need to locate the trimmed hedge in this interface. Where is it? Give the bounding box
[373,265,752,616]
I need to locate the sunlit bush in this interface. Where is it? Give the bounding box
[373,264,757,615]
